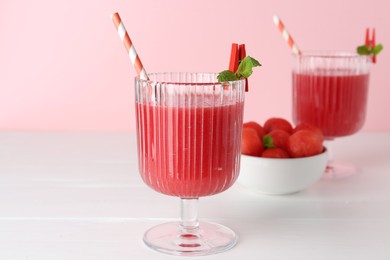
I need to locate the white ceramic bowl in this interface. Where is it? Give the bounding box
[238,149,327,195]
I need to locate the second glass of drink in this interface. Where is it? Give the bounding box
[292,51,371,177]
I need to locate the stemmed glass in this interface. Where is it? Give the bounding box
[135,72,245,256]
[292,51,371,178]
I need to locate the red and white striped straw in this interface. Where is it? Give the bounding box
[111,12,149,80]
[273,15,302,55]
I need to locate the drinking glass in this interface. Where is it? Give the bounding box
[292,51,370,178]
[135,72,245,256]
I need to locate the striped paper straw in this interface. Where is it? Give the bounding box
[273,15,302,55]
[111,12,149,80]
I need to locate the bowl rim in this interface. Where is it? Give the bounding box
[241,147,327,161]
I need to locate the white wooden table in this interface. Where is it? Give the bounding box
[1,132,390,259]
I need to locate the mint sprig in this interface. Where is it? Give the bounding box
[372,44,384,55]
[357,44,383,56]
[237,56,262,78]
[217,56,261,82]
[216,70,238,82]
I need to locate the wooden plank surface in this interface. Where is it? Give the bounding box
[0,132,389,259]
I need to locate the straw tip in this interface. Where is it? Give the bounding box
[111,12,119,19]
[273,15,280,24]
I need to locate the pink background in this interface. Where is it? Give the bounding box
[1,0,389,132]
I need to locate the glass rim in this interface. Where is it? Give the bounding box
[135,72,246,86]
[295,51,371,60]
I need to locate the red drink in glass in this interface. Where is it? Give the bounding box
[136,102,243,198]
[293,72,369,139]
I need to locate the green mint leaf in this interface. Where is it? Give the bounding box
[236,56,262,79]
[263,135,274,149]
[357,45,371,55]
[217,70,239,82]
[372,44,383,55]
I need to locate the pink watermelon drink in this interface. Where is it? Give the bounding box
[133,70,249,255]
[293,71,369,138]
[136,101,244,197]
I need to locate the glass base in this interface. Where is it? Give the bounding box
[143,221,237,256]
[322,160,361,180]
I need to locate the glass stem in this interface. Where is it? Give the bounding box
[180,198,199,234]
[324,139,335,175]
[325,139,334,165]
